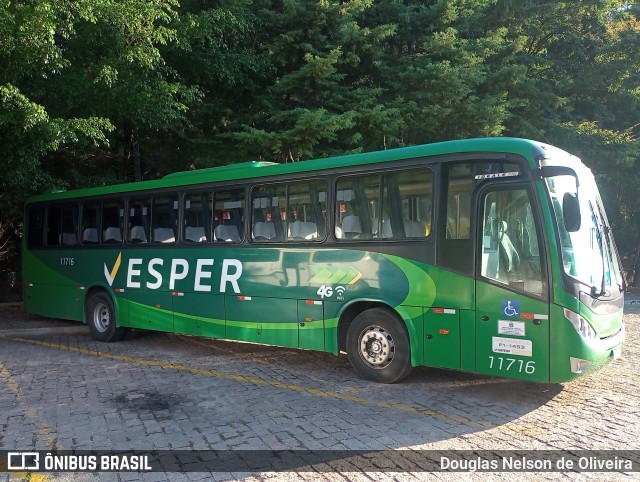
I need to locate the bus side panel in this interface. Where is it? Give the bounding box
[323,302,341,356]
[123,290,174,332]
[226,296,299,348]
[24,283,84,321]
[298,299,324,351]
[423,308,460,370]
[460,310,476,372]
[23,250,84,321]
[173,293,225,338]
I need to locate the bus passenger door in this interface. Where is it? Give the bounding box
[475,186,550,382]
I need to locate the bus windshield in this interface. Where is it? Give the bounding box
[545,169,623,296]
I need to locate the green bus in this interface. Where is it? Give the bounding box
[22,137,625,383]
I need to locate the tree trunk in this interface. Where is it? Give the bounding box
[630,234,640,287]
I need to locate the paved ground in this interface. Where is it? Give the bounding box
[0,295,638,482]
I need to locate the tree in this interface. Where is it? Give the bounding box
[493,0,640,279]
[222,0,400,162]
[0,0,192,298]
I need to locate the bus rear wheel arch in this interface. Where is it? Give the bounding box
[345,307,413,383]
[85,290,127,342]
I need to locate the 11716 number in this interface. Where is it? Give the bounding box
[488,356,535,374]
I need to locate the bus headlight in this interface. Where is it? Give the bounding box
[564,308,598,340]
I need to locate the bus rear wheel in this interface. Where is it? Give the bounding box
[346,308,412,383]
[86,292,127,342]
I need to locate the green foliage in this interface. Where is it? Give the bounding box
[1,0,640,278]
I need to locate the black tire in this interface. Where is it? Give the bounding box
[346,307,413,383]
[86,292,127,342]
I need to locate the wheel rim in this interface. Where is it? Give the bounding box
[92,302,111,333]
[358,325,395,369]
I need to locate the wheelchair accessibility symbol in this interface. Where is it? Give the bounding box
[502,299,520,317]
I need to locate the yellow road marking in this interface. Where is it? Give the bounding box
[0,334,548,437]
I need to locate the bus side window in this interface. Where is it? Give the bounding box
[437,163,473,274]
[102,200,124,244]
[81,204,99,245]
[214,188,245,243]
[335,175,379,240]
[252,184,286,242]
[184,192,212,243]
[46,205,77,247]
[287,180,326,241]
[60,206,78,246]
[152,195,178,244]
[380,168,432,239]
[128,199,150,244]
[335,169,432,241]
[27,207,44,249]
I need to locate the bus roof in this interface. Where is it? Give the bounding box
[26,137,561,203]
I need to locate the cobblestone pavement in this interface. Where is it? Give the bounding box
[0,299,638,482]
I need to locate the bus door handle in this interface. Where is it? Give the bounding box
[481,315,489,321]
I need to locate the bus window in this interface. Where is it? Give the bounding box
[336,169,431,240]
[27,207,44,249]
[252,184,286,242]
[381,168,432,239]
[81,204,100,245]
[446,164,472,239]
[152,195,178,244]
[481,188,544,296]
[335,174,379,240]
[287,180,326,241]
[102,200,124,244]
[47,205,77,247]
[184,192,212,243]
[128,199,150,244]
[214,189,245,243]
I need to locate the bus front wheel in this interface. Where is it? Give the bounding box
[346,308,412,383]
[86,292,127,342]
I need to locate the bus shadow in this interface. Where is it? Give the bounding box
[113,340,568,472]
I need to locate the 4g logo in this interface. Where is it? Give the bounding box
[316,285,346,300]
[316,285,333,298]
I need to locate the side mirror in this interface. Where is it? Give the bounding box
[539,165,581,232]
[562,192,581,232]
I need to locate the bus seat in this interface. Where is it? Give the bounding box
[290,221,317,240]
[341,215,361,239]
[214,225,241,243]
[153,227,175,244]
[61,232,77,246]
[405,220,426,237]
[130,225,147,243]
[382,219,426,238]
[83,228,99,244]
[253,222,276,240]
[185,226,206,242]
[103,227,122,243]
